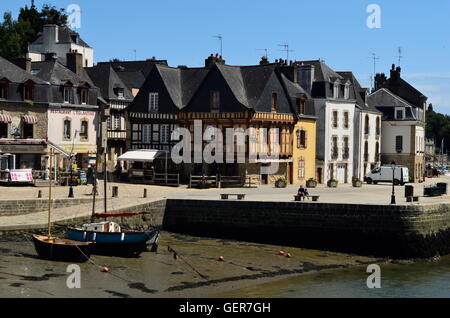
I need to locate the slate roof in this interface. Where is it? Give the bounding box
[337,71,381,114]
[0,56,47,84]
[296,60,344,83]
[85,64,134,101]
[32,26,91,48]
[31,60,94,87]
[367,88,417,120]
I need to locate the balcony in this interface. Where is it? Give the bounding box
[107,130,127,140]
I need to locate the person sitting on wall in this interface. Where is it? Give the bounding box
[297,186,306,201]
[303,187,310,200]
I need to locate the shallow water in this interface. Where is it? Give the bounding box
[218,256,450,298]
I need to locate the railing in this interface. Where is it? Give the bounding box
[153,173,180,187]
[220,175,245,188]
[107,130,127,139]
[189,175,219,188]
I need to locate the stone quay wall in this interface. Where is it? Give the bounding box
[0,198,94,216]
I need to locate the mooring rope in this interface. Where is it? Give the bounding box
[168,245,209,280]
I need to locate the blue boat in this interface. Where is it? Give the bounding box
[67,224,159,257]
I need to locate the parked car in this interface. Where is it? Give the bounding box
[365,166,409,186]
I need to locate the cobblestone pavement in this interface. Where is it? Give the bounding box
[0,176,449,231]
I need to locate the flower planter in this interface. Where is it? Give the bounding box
[306,180,317,188]
[352,181,362,188]
[275,180,287,188]
[327,180,338,188]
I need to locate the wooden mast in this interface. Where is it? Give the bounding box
[103,138,107,214]
[47,148,53,239]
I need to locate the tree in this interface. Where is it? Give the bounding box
[0,4,68,60]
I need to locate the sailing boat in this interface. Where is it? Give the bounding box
[32,149,94,262]
[66,139,159,257]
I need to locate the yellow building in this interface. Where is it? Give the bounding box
[291,117,317,185]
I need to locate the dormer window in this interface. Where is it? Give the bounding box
[63,87,72,103]
[210,91,220,113]
[395,108,404,120]
[80,88,88,104]
[23,82,34,101]
[0,79,9,100]
[344,84,350,99]
[297,98,306,115]
[333,83,339,99]
[271,92,277,112]
[115,87,124,99]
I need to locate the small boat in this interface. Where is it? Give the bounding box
[32,234,93,262]
[32,149,94,262]
[67,221,159,257]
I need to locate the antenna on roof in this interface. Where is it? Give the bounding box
[278,43,294,62]
[213,34,223,57]
[397,47,403,66]
[369,53,380,91]
[133,49,137,61]
[31,0,35,8]
[257,48,269,59]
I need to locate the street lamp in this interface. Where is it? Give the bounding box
[391,161,396,204]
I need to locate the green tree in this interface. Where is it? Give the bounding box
[0,4,67,60]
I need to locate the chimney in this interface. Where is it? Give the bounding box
[374,73,387,91]
[205,53,225,68]
[260,56,269,65]
[43,25,58,45]
[66,51,83,76]
[298,64,315,94]
[11,57,32,73]
[390,64,401,81]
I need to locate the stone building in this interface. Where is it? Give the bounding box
[367,65,427,182]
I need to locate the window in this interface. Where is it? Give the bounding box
[331,136,338,159]
[0,123,7,138]
[142,125,152,143]
[116,88,124,99]
[63,119,71,139]
[80,88,88,104]
[63,87,72,103]
[113,114,121,130]
[23,83,34,101]
[364,115,370,135]
[210,91,220,113]
[23,123,33,139]
[160,124,170,144]
[149,93,159,113]
[297,98,306,115]
[343,137,349,159]
[333,84,339,99]
[343,112,349,129]
[396,136,403,153]
[344,85,350,99]
[396,109,404,120]
[376,117,381,136]
[0,81,8,99]
[297,129,307,149]
[80,120,88,140]
[271,93,277,112]
[364,141,369,161]
[298,158,305,179]
[332,111,338,128]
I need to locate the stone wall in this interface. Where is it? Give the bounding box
[162,199,450,259]
[0,198,93,216]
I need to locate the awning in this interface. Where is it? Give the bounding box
[22,115,38,124]
[118,149,169,162]
[0,114,12,123]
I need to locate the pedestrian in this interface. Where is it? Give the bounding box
[115,163,122,182]
[298,185,306,201]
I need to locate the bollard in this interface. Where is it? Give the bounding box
[38,190,42,198]
[112,186,119,198]
[143,189,147,198]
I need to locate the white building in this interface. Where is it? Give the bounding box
[28,25,94,68]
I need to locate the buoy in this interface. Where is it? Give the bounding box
[218,256,224,262]
[101,266,110,273]
[278,251,285,256]
[286,253,292,258]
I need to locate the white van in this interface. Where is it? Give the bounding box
[365,166,409,186]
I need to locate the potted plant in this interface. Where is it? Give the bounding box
[306,178,318,188]
[327,179,339,188]
[275,178,288,188]
[197,178,213,189]
[352,178,363,188]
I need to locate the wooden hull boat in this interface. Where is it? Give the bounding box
[32,234,94,263]
[67,227,159,257]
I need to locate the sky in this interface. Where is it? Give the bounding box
[3,0,450,114]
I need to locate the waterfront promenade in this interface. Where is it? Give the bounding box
[0,176,449,232]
